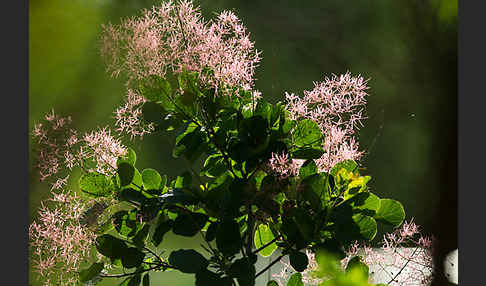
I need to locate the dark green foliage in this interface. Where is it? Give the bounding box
[172,212,208,237]
[152,217,173,246]
[79,172,115,197]
[205,221,218,241]
[113,210,140,237]
[96,234,128,259]
[132,224,150,248]
[287,273,304,286]
[142,102,166,127]
[121,247,145,268]
[195,270,233,286]
[216,219,242,257]
[75,65,405,286]
[118,162,135,187]
[79,262,104,283]
[168,249,209,273]
[142,274,150,286]
[298,160,318,179]
[228,257,256,286]
[289,251,309,272]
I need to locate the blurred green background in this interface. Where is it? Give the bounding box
[29,0,457,285]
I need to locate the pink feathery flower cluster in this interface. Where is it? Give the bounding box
[285,72,369,172]
[29,190,98,286]
[32,110,76,181]
[101,0,261,91]
[82,127,128,175]
[266,152,302,179]
[114,88,155,139]
[342,220,435,286]
[32,110,128,185]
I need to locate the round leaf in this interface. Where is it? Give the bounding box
[374,199,405,227]
[172,213,208,237]
[79,173,114,197]
[142,168,162,190]
[168,249,209,273]
[118,162,135,187]
[121,247,145,269]
[293,119,322,147]
[290,251,309,272]
[96,234,127,259]
[254,224,277,257]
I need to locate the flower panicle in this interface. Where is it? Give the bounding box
[285,72,369,172]
[101,0,261,92]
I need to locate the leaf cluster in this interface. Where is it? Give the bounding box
[77,70,404,286]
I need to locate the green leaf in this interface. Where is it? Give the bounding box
[287,273,304,286]
[254,224,277,257]
[353,214,377,241]
[228,257,256,286]
[347,192,381,216]
[299,160,317,179]
[279,110,297,135]
[290,251,309,272]
[142,101,166,126]
[301,173,330,210]
[254,100,272,123]
[79,173,115,197]
[96,234,127,259]
[267,281,279,286]
[118,162,135,187]
[132,224,150,248]
[118,188,146,204]
[175,171,192,189]
[374,199,405,227]
[330,160,358,177]
[205,221,219,242]
[293,119,322,147]
[168,249,209,273]
[172,212,208,237]
[79,262,104,283]
[142,168,162,190]
[333,205,378,243]
[345,256,369,278]
[113,210,138,237]
[121,247,145,268]
[152,219,172,246]
[142,274,150,286]
[173,123,208,162]
[201,154,227,178]
[313,239,346,259]
[216,219,242,257]
[117,147,137,166]
[291,146,325,160]
[195,269,232,286]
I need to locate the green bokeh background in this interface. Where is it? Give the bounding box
[29,0,457,285]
